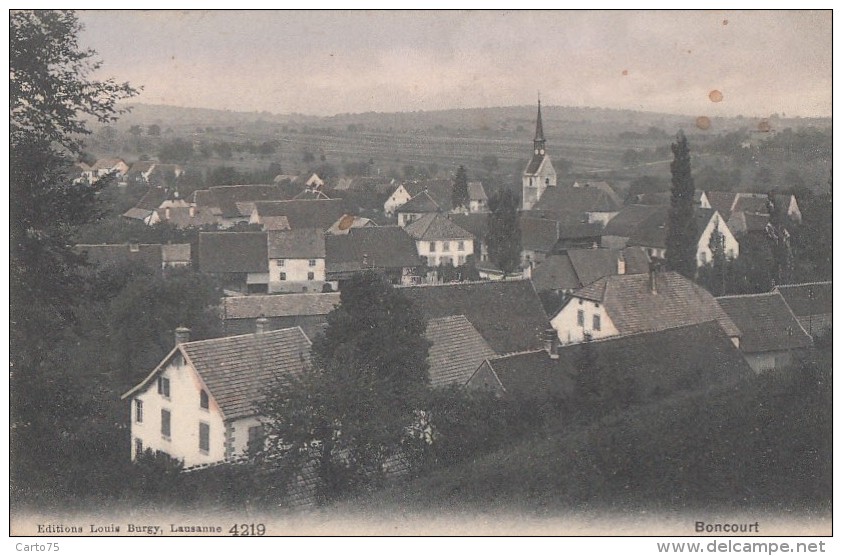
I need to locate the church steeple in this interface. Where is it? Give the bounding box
[533,100,546,155]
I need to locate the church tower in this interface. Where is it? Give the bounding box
[522,100,557,210]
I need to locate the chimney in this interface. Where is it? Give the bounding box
[543,328,559,360]
[165,207,171,220]
[189,205,195,218]
[617,253,626,275]
[255,316,269,334]
[649,261,658,294]
[175,326,190,345]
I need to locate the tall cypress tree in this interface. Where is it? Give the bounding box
[452,165,469,210]
[665,130,698,278]
[486,189,522,276]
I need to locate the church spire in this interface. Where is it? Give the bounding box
[533,99,546,154]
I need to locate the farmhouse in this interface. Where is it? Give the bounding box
[530,246,650,295]
[121,326,312,468]
[404,213,475,267]
[396,190,441,227]
[267,229,327,293]
[384,179,453,216]
[197,232,269,293]
[325,226,423,286]
[250,199,348,231]
[716,291,813,373]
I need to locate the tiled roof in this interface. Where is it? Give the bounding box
[156,206,219,228]
[732,194,769,214]
[532,185,622,222]
[524,153,548,175]
[75,243,163,271]
[123,207,154,221]
[716,292,813,353]
[568,271,741,339]
[775,282,832,317]
[326,215,375,235]
[267,228,325,259]
[325,226,421,276]
[161,243,192,264]
[635,190,706,206]
[197,185,288,218]
[253,199,348,231]
[223,292,341,320]
[602,204,663,238]
[557,222,603,240]
[129,186,169,212]
[198,232,268,274]
[156,328,312,421]
[468,181,488,202]
[448,213,490,240]
[425,315,497,387]
[91,158,126,170]
[480,350,576,403]
[397,191,441,214]
[532,247,649,291]
[402,179,454,211]
[399,279,549,354]
[405,212,474,241]
[127,161,156,177]
[705,191,738,220]
[520,216,559,252]
[629,207,719,249]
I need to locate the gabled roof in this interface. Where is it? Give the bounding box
[601,204,663,237]
[128,186,169,213]
[531,247,649,293]
[326,215,375,235]
[627,207,719,250]
[557,222,603,240]
[532,185,622,222]
[468,181,488,202]
[426,315,496,387]
[775,282,832,317]
[122,327,313,421]
[405,212,474,241]
[520,216,559,252]
[399,279,549,354]
[448,213,490,240]
[480,350,575,402]
[75,243,163,271]
[732,194,769,214]
[705,191,739,220]
[253,199,348,231]
[397,190,441,214]
[524,153,549,176]
[267,228,325,259]
[197,185,288,218]
[198,232,268,274]
[634,190,706,206]
[127,161,156,177]
[567,271,741,339]
[161,243,192,264]
[325,226,422,277]
[91,158,126,171]
[155,206,218,228]
[716,292,813,353]
[223,292,341,320]
[402,179,454,210]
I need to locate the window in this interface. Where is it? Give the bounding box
[593,314,601,331]
[200,390,209,410]
[135,438,143,457]
[577,309,584,327]
[429,242,436,252]
[700,251,708,264]
[307,272,315,280]
[277,259,285,267]
[248,425,265,456]
[135,400,143,423]
[441,256,453,266]
[199,422,210,453]
[157,376,170,398]
[457,241,465,252]
[308,259,316,267]
[161,409,171,438]
[545,178,550,185]
[457,256,465,265]
[279,272,287,281]
[727,249,735,258]
[442,241,450,252]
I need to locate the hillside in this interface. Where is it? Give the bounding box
[346,352,831,517]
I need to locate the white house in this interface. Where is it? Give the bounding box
[267,228,328,293]
[550,270,742,346]
[383,184,415,216]
[396,191,441,227]
[468,182,489,213]
[121,325,312,468]
[404,212,474,267]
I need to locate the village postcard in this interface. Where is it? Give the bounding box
[8,8,834,547]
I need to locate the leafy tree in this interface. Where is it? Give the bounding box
[765,193,794,284]
[128,124,143,136]
[147,123,161,136]
[157,137,194,163]
[486,189,522,276]
[258,272,431,503]
[452,165,470,210]
[665,130,698,278]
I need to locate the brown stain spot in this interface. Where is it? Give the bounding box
[622,69,628,76]
[758,119,772,132]
[709,90,724,103]
[687,50,692,54]
[696,116,712,131]
[723,19,729,25]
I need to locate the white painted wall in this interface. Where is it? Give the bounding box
[384,185,412,216]
[587,211,620,226]
[696,212,740,266]
[415,238,473,266]
[130,353,227,468]
[550,297,618,345]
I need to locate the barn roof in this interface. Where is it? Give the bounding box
[198,232,268,274]
[716,292,813,353]
[425,315,496,387]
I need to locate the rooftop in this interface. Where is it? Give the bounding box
[426,315,496,387]
[716,291,813,353]
[775,281,833,317]
[223,292,341,320]
[267,228,326,259]
[198,232,268,274]
[405,212,474,241]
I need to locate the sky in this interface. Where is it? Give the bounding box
[76,10,832,118]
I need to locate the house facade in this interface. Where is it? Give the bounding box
[404,212,474,267]
[122,326,312,468]
[267,229,328,293]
